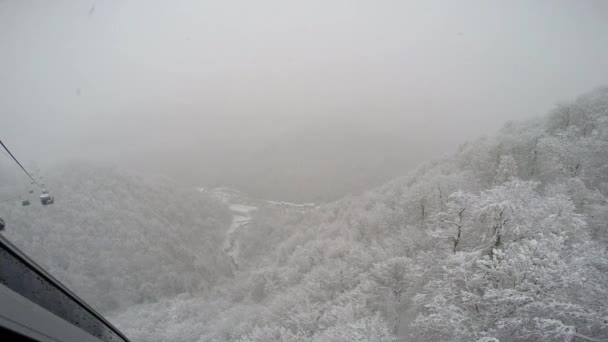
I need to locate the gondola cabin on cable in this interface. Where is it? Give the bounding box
[40,189,54,205]
[22,200,30,206]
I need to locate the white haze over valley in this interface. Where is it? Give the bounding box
[1,1,608,342]
[3,0,608,201]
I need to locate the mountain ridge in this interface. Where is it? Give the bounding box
[114,87,608,342]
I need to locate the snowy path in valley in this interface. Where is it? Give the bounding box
[223,204,257,268]
[199,187,315,269]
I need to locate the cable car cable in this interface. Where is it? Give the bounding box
[0,147,10,159]
[0,140,43,189]
[0,151,36,187]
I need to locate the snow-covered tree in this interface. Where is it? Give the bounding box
[413,180,604,341]
[493,154,519,185]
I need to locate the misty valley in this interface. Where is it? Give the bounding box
[2,87,608,341]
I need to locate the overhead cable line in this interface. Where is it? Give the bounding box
[0,148,9,159]
[0,140,43,189]
[0,149,32,186]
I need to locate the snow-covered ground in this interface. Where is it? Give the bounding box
[228,204,257,215]
[264,200,317,209]
[198,187,317,210]
[198,186,317,269]
[223,204,257,268]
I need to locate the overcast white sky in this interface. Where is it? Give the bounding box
[1,0,607,183]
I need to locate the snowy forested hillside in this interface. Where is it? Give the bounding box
[2,87,608,342]
[109,87,608,342]
[0,162,232,313]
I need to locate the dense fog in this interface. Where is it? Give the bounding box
[1,1,608,342]
[3,0,608,200]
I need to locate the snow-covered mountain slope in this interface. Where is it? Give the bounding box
[114,87,608,342]
[0,161,233,313]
